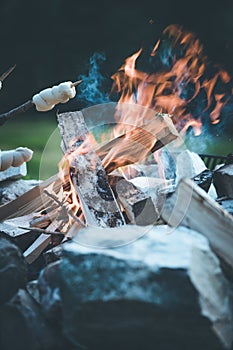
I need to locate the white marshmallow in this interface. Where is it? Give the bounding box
[32,81,76,112]
[0,147,33,171]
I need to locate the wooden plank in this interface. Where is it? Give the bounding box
[0,174,61,221]
[57,111,125,228]
[23,220,63,264]
[161,178,233,270]
[23,233,51,264]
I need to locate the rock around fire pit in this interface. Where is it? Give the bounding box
[57,225,233,350]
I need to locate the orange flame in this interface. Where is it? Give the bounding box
[112,24,231,136]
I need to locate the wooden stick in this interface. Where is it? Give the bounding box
[0,65,16,82]
[0,100,34,126]
[0,80,81,126]
[18,226,65,236]
[71,80,82,87]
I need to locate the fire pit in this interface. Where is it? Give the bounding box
[0,24,233,350]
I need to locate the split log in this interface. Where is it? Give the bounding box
[96,113,179,174]
[57,111,125,228]
[109,175,159,225]
[161,178,233,271]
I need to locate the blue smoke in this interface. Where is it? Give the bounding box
[77,52,110,106]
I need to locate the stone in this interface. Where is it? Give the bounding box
[0,179,39,205]
[218,199,233,216]
[174,150,206,184]
[213,164,233,199]
[38,261,62,324]
[0,289,65,350]
[0,238,27,304]
[0,163,27,182]
[58,225,233,350]
[26,280,40,304]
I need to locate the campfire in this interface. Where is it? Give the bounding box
[0,24,233,350]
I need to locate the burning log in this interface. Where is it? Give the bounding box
[58,111,125,227]
[96,113,179,174]
[109,175,159,225]
[161,178,233,272]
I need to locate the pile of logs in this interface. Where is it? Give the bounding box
[0,110,179,263]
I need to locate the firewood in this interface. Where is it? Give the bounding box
[0,174,62,221]
[161,178,233,271]
[23,233,52,264]
[96,113,179,173]
[57,111,125,228]
[23,219,63,264]
[109,175,159,225]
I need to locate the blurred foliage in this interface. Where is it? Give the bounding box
[0,114,61,179]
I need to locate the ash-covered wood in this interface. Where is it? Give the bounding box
[57,111,125,228]
[109,175,158,225]
[161,178,233,271]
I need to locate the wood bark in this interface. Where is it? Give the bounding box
[57,111,125,228]
[0,100,34,126]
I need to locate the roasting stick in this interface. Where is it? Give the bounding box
[0,80,82,125]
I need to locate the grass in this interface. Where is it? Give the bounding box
[0,114,62,180]
[0,114,232,180]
